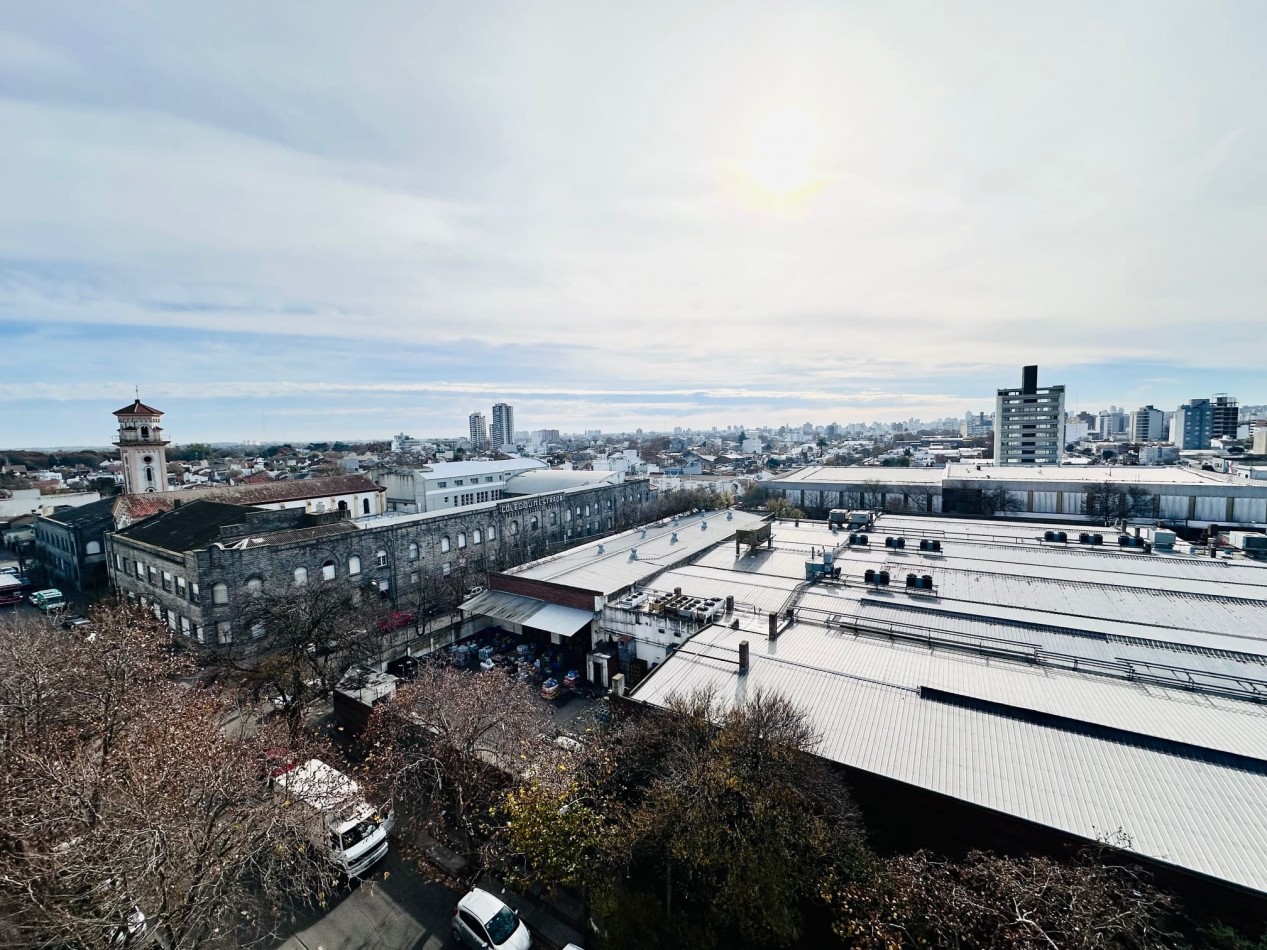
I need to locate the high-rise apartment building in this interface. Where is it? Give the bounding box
[491,402,515,450]
[1174,398,1213,450]
[468,412,488,452]
[1212,395,1239,440]
[993,365,1066,466]
[1129,405,1165,443]
[1097,407,1128,438]
[961,411,994,438]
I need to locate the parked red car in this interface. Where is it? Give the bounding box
[376,611,416,633]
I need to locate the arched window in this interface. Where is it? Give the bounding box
[549,511,557,526]
[322,560,336,581]
[457,532,467,549]
[376,549,388,567]
[145,467,154,484]
[362,498,370,515]
[246,576,263,594]
[565,509,572,522]
[212,582,229,605]
[338,500,348,512]
[294,567,308,585]
[140,426,150,440]
[487,525,496,540]
[509,520,519,536]
[530,516,539,531]
[408,542,419,561]
[473,528,483,544]
[85,541,101,555]
[584,504,591,517]
[441,536,451,553]
[348,555,362,575]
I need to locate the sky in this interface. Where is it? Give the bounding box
[2,1,1265,447]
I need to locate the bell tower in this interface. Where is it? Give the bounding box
[113,397,171,494]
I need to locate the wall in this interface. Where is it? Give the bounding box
[104,478,652,647]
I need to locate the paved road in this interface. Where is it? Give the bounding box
[275,849,461,950]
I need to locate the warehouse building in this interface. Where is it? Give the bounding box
[766,463,1267,526]
[472,506,1267,916]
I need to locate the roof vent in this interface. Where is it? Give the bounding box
[629,548,638,561]
[701,520,707,530]
[726,510,733,521]
[596,544,604,555]
[641,528,648,539]
[670,532,678,543]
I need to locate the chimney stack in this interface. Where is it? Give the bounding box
[768,611,779,640]
[611,673,626,697]
[738,640,749,674]
[725,595,734,614]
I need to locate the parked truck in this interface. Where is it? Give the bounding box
[333,666,400,737]
[268,757,394,878]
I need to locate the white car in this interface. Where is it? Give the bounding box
[452,887,532,950]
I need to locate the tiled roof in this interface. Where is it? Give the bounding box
[116,500,253,552]
[110,475,383,527]
[40,496,117,527]
[204,474,382,506]
[113,399,164,416]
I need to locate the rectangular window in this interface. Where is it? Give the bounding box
[191,582,200,600]
[437,481,447,488]
[134,561,144,579]
[442,561,452,576]
[455,479,464,486]
[216,621,232,644]
[162,571,172,592]
[409,572,419,585]
[176,576,187,597]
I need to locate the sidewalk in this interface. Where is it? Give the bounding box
[476,876,586,950]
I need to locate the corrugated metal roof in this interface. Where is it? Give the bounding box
[646,565,801,615]
[531,603,594,636]
[459,589,593,635]
[507,509,769,595]
[825,548,1267,638]
[631,624,1267,895]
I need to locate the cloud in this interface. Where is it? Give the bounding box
[1,1,1265,445]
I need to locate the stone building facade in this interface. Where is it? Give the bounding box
[104,478,652,648]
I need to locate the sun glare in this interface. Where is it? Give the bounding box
[743,109,822,198]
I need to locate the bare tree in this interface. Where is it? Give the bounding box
[1083,482,1154,524]
[0,603,329,950]
[980,487,1025,518]
[213,577,391,746]
[833,848,1175,949]
[367,666,551,857]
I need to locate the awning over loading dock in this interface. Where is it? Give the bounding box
[461,590,594,637]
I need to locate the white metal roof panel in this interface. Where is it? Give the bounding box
[507,510,769,594]
[631,624,1267,895]
[530,603,594,636]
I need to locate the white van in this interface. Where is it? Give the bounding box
[270,758,394,878]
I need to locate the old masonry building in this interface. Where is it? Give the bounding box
[106,474,651,647]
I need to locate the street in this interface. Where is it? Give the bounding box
[274,849,460,950]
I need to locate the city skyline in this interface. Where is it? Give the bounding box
[3,2,1266,444]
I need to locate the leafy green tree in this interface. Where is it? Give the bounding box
[595,687,867,950]
[767,496,805,520]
